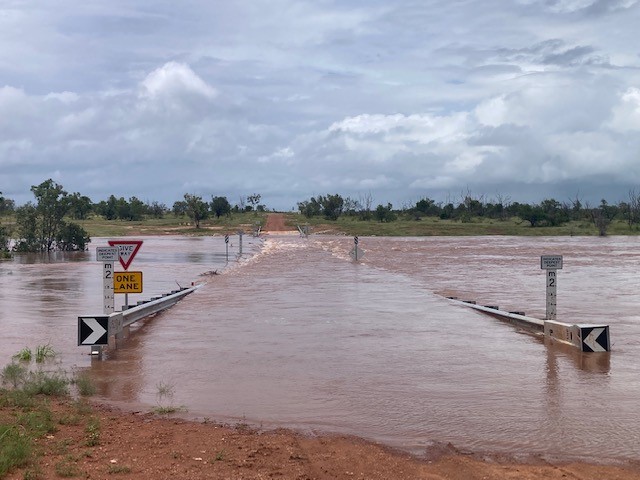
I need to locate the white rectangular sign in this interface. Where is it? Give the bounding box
[541,255,563,270]
[97,246,119,262]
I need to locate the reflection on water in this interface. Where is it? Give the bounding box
[1,235,640,462]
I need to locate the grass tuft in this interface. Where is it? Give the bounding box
[72,372,96,397]
[54,456,80,477]
[34,345,56,364]
[23,371,69,397]
[85,417,101,447]
[0,424,32,477]
[1,362,28,389]
[12,348,32,363]
[107,464,132,474]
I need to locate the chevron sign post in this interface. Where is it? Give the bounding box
[78,316,109,346]
[581,325,610,352]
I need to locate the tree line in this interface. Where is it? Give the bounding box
[297,191,640,236]
[0,181,264,254]
[4,180,640,255]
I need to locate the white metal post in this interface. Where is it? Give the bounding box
[540,255,562,321]
[546,270,557,320]
[96,246,118,356]
[103,262,114,314]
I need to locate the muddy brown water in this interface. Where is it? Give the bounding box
[2,234,640,462]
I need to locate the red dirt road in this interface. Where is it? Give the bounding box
[263,213,294,232]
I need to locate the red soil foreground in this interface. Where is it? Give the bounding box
[5,398,640,480]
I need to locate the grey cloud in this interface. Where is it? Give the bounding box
[2,0,640,209]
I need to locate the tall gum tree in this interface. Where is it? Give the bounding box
[31,179,70,251]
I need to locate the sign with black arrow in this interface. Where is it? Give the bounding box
[78,316,109,346]
[581,325,610,352]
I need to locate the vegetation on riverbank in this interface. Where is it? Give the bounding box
[4,180,640,248]
[2,209,639,240]
[0,346,98,479]
[287,213,638,237]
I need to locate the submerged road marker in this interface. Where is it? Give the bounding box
[541,255,562,320]
[446,254,611,353]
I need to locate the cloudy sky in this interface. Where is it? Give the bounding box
[2,0,640,210]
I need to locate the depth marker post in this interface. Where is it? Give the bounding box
[96,246,118,355]
[541,255,563,320]
[225,234,230,262]
[238,230,244,256]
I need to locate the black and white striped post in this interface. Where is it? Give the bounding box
[224,234,229,262]
[350,236,363,262]
[354,236,359,261]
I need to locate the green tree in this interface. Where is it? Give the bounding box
[56,222,90,251]
[319,194,344,221]
[128,196,146,221]
[415,197,440,217]
[30,179,71,251]
[375,203,397,222]
[247,193,262,212]
[14,203,39,251]
[14,180,90,252]
[0,221,10,255]
[516,203,545,227]
[539,198,569,226]
[0,191,16,215]
[0,191,10,256]
[210,196,231,218]
[183,193,209,228]
[172,200,187,217]
[114,197,130,220]
[590,199,618,236]
[94,195,118,220]
[68,192,93,220]
[298,198,322,218]
[147,201,167,219]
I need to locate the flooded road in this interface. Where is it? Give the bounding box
[2,234,640,462]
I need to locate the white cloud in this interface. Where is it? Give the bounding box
[2,1,640,207]
[607,87,640,132]
[475,96,510,127]
[140,62,217,100]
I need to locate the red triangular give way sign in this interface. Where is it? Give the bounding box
[108,240,143,270]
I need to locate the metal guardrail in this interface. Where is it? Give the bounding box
[121,285,201,327]
[78,284,203,353]
[447,297,610,352]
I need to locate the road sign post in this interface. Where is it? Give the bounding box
[97,247,118,315]
[78,316,109,346]
[541,255,563,320]
[350,236,364,261]
[96,246,118,355]
[108,240,143,270]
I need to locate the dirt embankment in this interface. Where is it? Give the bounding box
[6,398,640,480]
